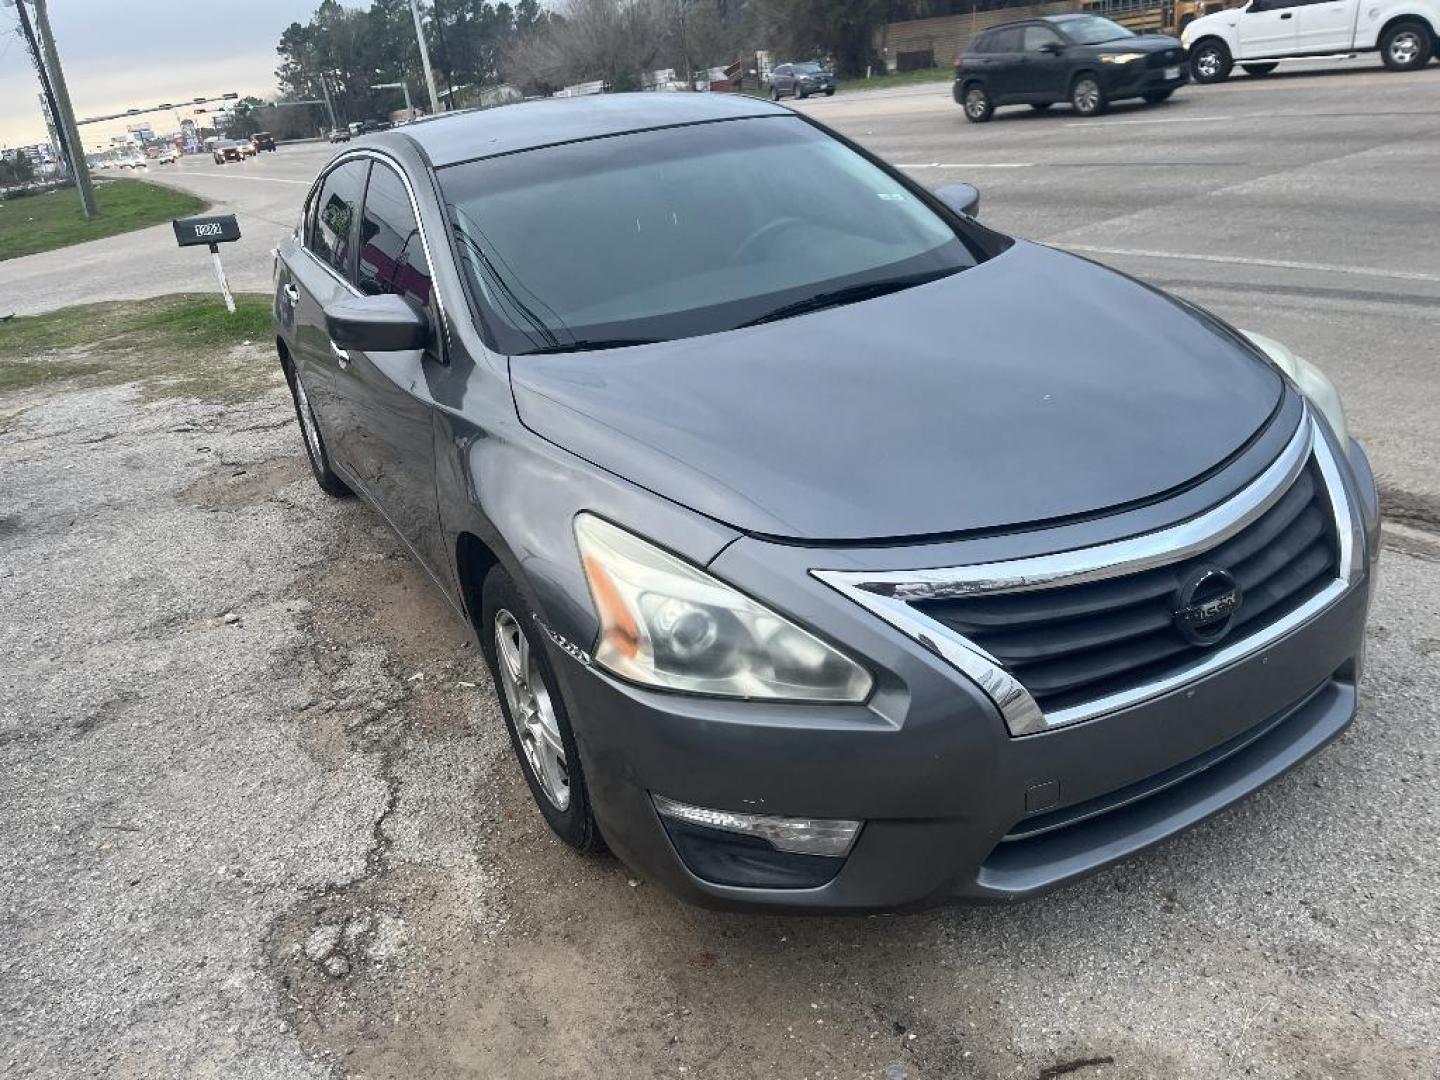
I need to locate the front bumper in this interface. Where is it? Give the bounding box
[545,432,1378,912]
[1105,63,1189,98]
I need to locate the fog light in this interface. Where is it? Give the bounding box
[652,795,861,857]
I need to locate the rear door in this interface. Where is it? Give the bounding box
[283,157,370,466]
[1296,0,1357,51]
[1236,0,1302,57]
[337,158,447,575]
[983,27,1027,99]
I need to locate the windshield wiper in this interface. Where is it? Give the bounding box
[737,272,951,329]
[521,338,662,355]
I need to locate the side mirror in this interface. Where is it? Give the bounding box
[324,293,429,352]
[1041,41,1065,55]
[934,182,981,218]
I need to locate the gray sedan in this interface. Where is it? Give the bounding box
[271,93,1377,912]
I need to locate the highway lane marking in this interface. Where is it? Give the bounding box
[1064,108,1440,129]
[897,162,1035,169]
[1061,244,1440,285]
[179,171,312,184]
[1063,115,1230,128]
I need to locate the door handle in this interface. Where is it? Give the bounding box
[282,283,300,303]
[1279,11,1292,17]
[329,340,351,368]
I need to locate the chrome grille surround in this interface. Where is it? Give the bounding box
[814,407,1363,736]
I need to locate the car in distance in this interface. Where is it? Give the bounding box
[769,60,837,99]
[956,13,1188,120]
[251,131,277,152]
[272,94,1377,912]
[1183,0,1439,82]
[212,140,249,164]
[327,127,351,143]
[156,149,178,165]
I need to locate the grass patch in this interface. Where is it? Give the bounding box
[844,67,954,92]
[0,293,280,404]
[0,178,205,261]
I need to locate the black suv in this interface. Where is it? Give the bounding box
[955,13,1187,121]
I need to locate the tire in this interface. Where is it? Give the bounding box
[824,87,835,96]
[1379,21,1432,70]
[282,355,352,498]
[961,82,993,123]
[770,86,779,101]
[1070,74,1109,116]
[796,86,809,99]
[1143,89,1174,103]
[480,565,604,854]
[1190,38,1233,83]
[1030,101,1054,111]
[1241,62,1278,76]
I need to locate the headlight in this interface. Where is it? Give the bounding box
[575,514,873,702]
[1100,52,1145,64]
[1242,331,1349,445]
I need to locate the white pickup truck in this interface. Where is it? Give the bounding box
[1182,0,1440,81]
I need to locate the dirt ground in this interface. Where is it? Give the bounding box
[2,348,1437,1080]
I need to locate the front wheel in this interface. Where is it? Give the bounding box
[824,87,835,97]
[769,86,779,101]
[962,83,993,123]
[1241,62,1278,76]
[1143,89,1174,103]
[1190,39,1233,83]
[480,566,604,854]
[1070,75,1109,116]
[1380,21,1432,70]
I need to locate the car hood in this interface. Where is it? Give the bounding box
[509,241,1284,543]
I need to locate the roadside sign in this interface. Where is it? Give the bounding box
[173,214,242,312]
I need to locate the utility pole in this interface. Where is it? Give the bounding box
[407,0,442,115]
[29,0,97,219]
[315,69,338,129]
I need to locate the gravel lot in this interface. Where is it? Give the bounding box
[2,61,1439,1080]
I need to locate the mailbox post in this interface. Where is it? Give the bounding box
[172,214,242,313]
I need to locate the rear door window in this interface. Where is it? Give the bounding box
[306,159,369,280]
[988,27,1023,52]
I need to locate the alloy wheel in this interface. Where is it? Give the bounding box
[1196,49,1222,79]
[1389,31,1421,66]
[965,87,988,118]
[494,609,570,811]
[1073,78,1101,114]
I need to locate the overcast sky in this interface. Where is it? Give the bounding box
[0,1,363,150]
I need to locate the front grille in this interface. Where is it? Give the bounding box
[912,460,1339,716]
[1148,48,1185,68]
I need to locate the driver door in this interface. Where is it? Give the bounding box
[1236,0,1301,57]
[331,159,448,579]
[1016,24,1069,101]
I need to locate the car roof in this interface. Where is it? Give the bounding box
[980,13,1098,31]
[390,93,790,168]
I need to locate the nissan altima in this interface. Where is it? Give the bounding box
[272,94,1378,911]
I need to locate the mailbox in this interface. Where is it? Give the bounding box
[172,214,241,248]
[173,214,242,313]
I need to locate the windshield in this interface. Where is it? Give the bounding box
[794,62,825,74]
[441,116,980,354]
[1058,15,1136,44]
